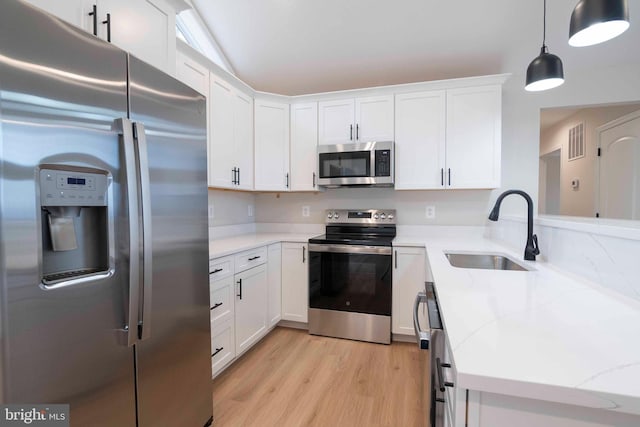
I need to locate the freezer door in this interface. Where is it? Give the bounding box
[0,2,136,426]
[128,56,212,427]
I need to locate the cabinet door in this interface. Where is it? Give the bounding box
[210,276,234,325]
[318,99,355,145]
[254,99,290,191]
[290,103,319,191]
[392,246,426,335]
[98,0,176,74]
[281,243,308,323]
[23,0,87,29]
[355,95,394,142]
[395,91,446,189]
[234,264,268,355]
[211,318,235,378]
[267,243,282,327]
[445,85,501,189]
[176,49,209,95]
[234,91,254,190]
[209,75,235,188]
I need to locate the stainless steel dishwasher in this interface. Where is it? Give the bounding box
[414,281,445,427]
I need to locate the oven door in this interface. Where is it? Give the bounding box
[317,149,372,186]
[308,244,392,316]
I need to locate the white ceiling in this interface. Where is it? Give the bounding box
[192,0,640,95]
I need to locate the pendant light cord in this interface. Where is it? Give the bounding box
[542,0,547,49]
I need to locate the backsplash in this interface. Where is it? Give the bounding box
[208,189,256,226]
[488,216,640,302]
[255,188,494,225]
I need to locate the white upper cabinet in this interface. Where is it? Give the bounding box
[318,95,394,145]
[208,74,254,190]
[395,90,446,189]
[446,85,502,189]
[254,99,290,191]
[354,95,395,142]
[176,48,209,95]
[394,85,502,190]
[25,0,177,75]
[290,103,319,191]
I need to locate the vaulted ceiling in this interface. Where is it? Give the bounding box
[193,0,639,95]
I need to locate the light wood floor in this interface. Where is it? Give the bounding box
[212,327,428,427]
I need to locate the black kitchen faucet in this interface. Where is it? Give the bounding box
[488,190,540,261]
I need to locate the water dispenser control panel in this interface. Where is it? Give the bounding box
[40,168,108,207]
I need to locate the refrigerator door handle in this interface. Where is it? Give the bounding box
[114,118,141,347]
[133,122,153,342]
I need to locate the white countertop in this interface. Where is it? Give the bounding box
[395,234,640,416]
[209,233,317,259]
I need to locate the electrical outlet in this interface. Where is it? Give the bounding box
[426,205,436,219]
[208,205,215,219]
[248,204,254,217]
[302,206,310,217]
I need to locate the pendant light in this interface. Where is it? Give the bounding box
[569,0,630,47]
[525,0,565,92]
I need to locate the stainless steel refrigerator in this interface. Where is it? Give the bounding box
[0,1,212,426]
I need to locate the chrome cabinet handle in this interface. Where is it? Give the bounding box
[212,347,224,357]
[413,292,430,350]
[133,122,153,342]
[448,168,451,186]
[114,118,140,347]
[88,5,98,36]
[441,168,444,186]
[102,13,111,42]
[394,250,398,268]
[211,302,223,310]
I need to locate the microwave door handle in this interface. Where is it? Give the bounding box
[133,122,153,342]
[413,291,430,350]
[114,118,141,347]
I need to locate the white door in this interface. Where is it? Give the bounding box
[445,86,501,189]
[23,0,86,29]
[355,95,394,142]
[267,244,282,327]
[318,99,355,145]
[176,50,209,95]
[392,247,426,336]
[254,99,290,191]
[234,265,268,355]
[281,243,308,323]
[290,103,319,191]
[99,0,176,74]
[598,111,640,220]
[234,91,254,190]
[395,91,446,189]
[208,75,235,188]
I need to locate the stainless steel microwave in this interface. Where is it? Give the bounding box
[317,141,394,187]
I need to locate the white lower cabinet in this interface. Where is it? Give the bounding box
[281,242,308,323]
[210,318,234,377]
[392,246,426,335]
[267,243,282,327]
[234,264,268,355]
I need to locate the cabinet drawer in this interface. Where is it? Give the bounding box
[209,255,234,281]
[210,276,234,325]
[211,319,235,377]
[234,247,267,273]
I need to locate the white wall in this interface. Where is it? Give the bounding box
[208,189,256,226]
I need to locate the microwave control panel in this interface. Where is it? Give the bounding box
[374,149,391,177]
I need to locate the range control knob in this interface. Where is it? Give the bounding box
[388,214,394,220]
[327,212,333,219]
[334,212,340,219]
[373,213,379,219]
[380,213,386,220]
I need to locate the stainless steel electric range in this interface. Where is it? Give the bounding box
[308,209,396,344]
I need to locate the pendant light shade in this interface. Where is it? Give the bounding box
[569,0,630,47]
[525,46,565,91]
[525,0,565,92]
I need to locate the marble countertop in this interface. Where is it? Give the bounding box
[394,234,640,416]
[209,233,318,259]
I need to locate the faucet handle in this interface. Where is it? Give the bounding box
[532,234,540,255]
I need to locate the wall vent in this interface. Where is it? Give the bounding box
[568,122,585,161]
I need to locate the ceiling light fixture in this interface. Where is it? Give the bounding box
[569,0,630,47]
[526,0,565,92]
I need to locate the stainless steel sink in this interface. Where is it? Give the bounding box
[445,253,529,271]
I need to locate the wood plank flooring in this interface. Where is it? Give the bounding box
[212,327,428,426]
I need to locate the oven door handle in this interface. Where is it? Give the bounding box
[413,291,430,350]
[308,243,391,256]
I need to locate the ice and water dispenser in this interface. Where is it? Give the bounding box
[39,166,112,285]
